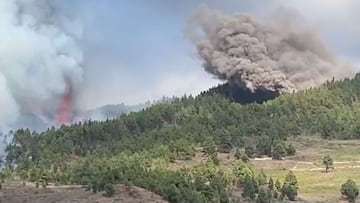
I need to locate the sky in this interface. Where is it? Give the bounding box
[64,0,360,109]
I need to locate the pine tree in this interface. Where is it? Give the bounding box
[257,170,267,186]
[285,144,296,156]
[257,188,271,203]
[281,171,299,201]
[323,155,334,173]
[284,171,298,188]
[203,137,217,156]
[281,183,298,201]
[269,177,274,191]
[242,174,256,200]
[272,143,286,160]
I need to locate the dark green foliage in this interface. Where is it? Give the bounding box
[256,136,272,157]
[202,82,280,104]
[241,154,250,163]
[209,153,220,165]
[285,144,296,156]
[242,174,256,200]
[245,146,255,159]
[281,183,298,201]
[256,188,272,203]
[341,179,359,202]
[203,137,217,156]
[269,177,274,191]
[104,183,115,197]
[284,171,298,188]
[272,143,286,160]
[234,149,242,160]
[281,171,298,201]
[257,170,267,186]
[234,148,250,163]
[216,129,233,153]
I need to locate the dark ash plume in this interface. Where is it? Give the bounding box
[186,6,355,93]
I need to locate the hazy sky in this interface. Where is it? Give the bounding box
[67,0,360,109]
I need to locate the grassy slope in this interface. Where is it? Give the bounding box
[254,137,360,202]
[169,136,360,202]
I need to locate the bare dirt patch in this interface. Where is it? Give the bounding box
[0,182,169,203]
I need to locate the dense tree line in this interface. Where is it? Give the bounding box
[4,74,360,201]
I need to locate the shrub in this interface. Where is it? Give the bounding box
[285,144,296,156]
[104,183,116,197]
[341,179,359,202]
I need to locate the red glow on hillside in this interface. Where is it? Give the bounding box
[56,80,73,125]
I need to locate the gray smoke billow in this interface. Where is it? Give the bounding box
[186,6,355,93]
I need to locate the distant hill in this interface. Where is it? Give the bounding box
[76,97,175,121]
[76,102,151,121]
[12,98,174,131]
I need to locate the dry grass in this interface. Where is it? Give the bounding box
[254,137,360,202]
[171,137,360,202]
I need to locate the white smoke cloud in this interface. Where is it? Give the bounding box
[0,74,19,130]
[0,0,83,130]
[186,6,355,93]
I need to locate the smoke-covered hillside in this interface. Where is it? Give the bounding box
[12,102,153,132]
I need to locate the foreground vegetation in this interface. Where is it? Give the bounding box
[4,74,360,202]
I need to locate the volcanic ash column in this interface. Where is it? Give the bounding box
[186,6,355,93]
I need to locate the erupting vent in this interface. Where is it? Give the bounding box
[56,80,73,125]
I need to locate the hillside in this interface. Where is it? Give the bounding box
[3,74,360,202]
[202,82,280,104]
[0,183,169,203]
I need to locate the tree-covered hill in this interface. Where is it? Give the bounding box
[3,74,360,202]
[201,82,280,104]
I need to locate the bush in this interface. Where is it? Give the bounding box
[272,143,286,160]
[281,171,298,201]
[256,188,271,203]
[245,146,255,158]
[104,183,116,197]
[285,144,296,156]
[241,154,250,163]
[268,177,274,191]
[341,179,359,202]
[210,153,219,165]
[281,183,297,201]
[284,171,298,188]
[242,174,256,200]
[235,149,242,160]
